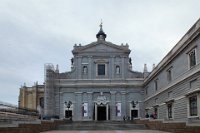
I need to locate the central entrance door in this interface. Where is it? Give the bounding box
[97,106,106,120]
[131,110,138,120]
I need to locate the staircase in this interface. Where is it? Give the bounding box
[57,121,147,130]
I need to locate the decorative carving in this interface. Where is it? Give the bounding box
[96,94,108,105]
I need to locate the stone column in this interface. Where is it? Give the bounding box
[87,92,93,120]
[106,104,109,120]
[121,91,127,118]
[110,91,116,120]
[75,92,82,121]
[95,103,97,121]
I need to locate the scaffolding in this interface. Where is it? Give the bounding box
[44,63,55,117]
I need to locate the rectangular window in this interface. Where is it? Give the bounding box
[155,98,158,105]
[167,104,173,119]
[189,96,197,116]
[189,49,196,68]
[145,87,148,95]
[98,64,105,75]
[154,80,158,91]
[153,107,158,119]
[167,68,172,82]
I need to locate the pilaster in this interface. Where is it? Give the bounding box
[110,91,116,120]
[87,92,93,120]
[75,92,83,121]
[121,91,127,117]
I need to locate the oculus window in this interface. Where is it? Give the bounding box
[98,64,105,75]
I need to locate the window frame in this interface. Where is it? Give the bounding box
[189,95,198,117]
[167,103,173,119]
[188,48,197,69]
[154,79,158,91]
[167,67,173,82]
[97,64,105,75]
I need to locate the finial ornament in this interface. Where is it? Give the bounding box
[96,19,106,40]
[100,19,103,29]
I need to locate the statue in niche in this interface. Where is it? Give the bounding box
[83,66,87,74]
[116,66,120,74]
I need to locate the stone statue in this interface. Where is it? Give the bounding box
[129,58,132,65]
[71,58,74,65]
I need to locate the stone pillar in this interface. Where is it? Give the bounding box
[111,56,115,79]
[77,56,82,79]
[88,56,92,79]
[95,103,97,121]
[87,92,93,120]
[106,104,109,120]
[110,91,116,120]
[75,92,82,121]
[121,91,127,118]
[121,56,125,79]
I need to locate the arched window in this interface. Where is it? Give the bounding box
[116,66,120,74]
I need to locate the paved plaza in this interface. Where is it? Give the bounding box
[41,130,171,133]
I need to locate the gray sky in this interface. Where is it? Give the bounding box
[0,0,200,105]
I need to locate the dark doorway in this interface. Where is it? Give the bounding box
[131,110,138,120]
[65,110,72,118]
[97,106,106,120]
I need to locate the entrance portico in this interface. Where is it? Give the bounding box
[94,93,109,121]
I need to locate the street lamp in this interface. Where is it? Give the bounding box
[65,101,72,119]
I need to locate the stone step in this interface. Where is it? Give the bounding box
[57,121,147,130]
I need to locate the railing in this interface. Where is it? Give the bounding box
[0,101,39,117]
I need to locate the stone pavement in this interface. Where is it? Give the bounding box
[41,130,171,133]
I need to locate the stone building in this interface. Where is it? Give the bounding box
[144,18,200,123]
[19,18,200,123]
[18,82,44,114]
[44,23,144,121]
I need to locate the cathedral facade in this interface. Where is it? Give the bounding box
[44,24,144,121]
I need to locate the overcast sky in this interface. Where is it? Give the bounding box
[0,0,200,105]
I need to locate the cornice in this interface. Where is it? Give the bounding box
[144,19,200,85]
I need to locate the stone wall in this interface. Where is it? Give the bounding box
[134,119,200,133]
[0,120,64,133]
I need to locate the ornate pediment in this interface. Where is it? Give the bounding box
[72,41,130,54]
